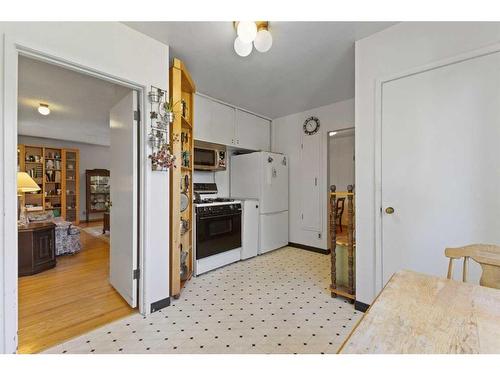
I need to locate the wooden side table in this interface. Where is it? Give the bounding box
[18,222,56,276]
[103,212,110,234]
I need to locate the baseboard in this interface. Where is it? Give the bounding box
[150,297,171,313]
[288,242,330,255]
[354,300,370,313]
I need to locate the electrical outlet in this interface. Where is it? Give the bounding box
[318,233,322,239]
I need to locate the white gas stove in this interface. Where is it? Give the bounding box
[193,183,242,275]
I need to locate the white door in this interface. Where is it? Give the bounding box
[260,152,288,214]
[235,110,270,151]
[381,51,500,285]
[301,132,321,231]
[109,91,138,307]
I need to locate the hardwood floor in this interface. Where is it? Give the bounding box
[18,221,135,354]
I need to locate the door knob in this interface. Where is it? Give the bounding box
[385,207,395,214]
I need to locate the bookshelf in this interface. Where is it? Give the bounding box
[17,144,80,224]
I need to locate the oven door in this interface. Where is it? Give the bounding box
[194,148,218,170]
[196,212,242,259]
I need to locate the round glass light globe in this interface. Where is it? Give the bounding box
[38,104,50,116]
[234,37,253,57]
[254,29,273,53]
[237,21,257,44]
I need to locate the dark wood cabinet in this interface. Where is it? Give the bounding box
[85,169,110,223]
[18,222,56,276]
[103,212,110,234]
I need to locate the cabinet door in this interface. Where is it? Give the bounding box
[210,100,235,146]
[33,228,55,267]
[235,110,270,151]
[300,133,321,232]
[194,94,212,142]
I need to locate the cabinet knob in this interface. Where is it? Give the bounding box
[385,207,395,214]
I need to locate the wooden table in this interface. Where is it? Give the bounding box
[339,270,500,354]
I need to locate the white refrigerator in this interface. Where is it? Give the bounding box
[231,152,289,254]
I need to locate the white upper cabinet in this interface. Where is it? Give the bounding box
[235,110,270,151]
[194,93,270,151]
[194,94,212,142]
[210,100,236,146]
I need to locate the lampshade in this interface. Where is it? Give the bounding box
[17,172,41,193]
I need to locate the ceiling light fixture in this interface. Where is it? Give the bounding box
[233,21,273,57]
[38,103,50,116]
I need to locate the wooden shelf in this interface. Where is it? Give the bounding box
[330,285,355,302]
[181,116,192,129]
[180,271,193,290]
[170,58,195,299]
[85,169,110,223]
[18,144,80,225]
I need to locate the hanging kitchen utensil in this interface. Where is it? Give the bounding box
[180,193,189,212]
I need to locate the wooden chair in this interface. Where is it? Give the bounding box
[444,244,500,289]
[336,197,346,232]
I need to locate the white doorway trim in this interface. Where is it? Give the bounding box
[373,41,500,296]
[2,36,148,353]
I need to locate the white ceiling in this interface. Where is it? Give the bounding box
[18,56,130,146]
[125,22,395,118]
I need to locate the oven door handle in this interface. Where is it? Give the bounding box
[197,212,242,220]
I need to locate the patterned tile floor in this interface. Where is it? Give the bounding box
[43,246,362,354]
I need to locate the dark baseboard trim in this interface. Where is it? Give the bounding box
[354,301,370,313]
[151,297,171,313]
[289,242,330,255]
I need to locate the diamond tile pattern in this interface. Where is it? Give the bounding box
[43,246,362,354]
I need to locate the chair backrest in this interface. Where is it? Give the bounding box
[336,197,346,217]
[444,244,500,289]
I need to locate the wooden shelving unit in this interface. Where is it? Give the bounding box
[169,58,195,298]
[85,169,110,223]
[18,144,80,224]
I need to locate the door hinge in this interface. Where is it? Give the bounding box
[301,213,304,220]
[301,143,303,149]
[133,269,140,280]
[134,110,140,122]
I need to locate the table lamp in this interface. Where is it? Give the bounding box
[17,172,41,226]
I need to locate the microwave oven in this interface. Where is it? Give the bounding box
[194,145,226,171]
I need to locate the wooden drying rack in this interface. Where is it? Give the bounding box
[329,184,355,302]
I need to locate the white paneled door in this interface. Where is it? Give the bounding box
[301,132,321,232]
[109,91,138,307]
[381,51,500,285]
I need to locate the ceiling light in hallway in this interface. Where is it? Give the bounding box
[38,103,50,115]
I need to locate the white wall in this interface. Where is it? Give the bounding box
[18,135,110,221]
[0,22,170,353]
[272,98,354,249]
[356,22,500,305]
